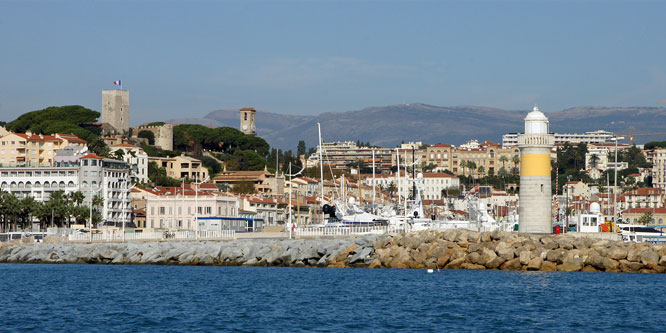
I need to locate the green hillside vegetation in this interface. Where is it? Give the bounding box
[174,125,269,155]
[174,124,270,171]
[140,142,180,158]
[6,105,101,142]
[644,141,666,149]
[4,105,109,155]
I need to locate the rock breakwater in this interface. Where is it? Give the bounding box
[2,229,666,273]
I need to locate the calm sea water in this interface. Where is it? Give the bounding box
[1,264,664,332]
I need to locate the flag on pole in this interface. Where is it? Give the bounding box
[113,80,121,86]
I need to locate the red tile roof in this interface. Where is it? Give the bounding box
[423,172,457,178]
[625,188,663,196]
[80,153,103,159]
[622,207,666,214]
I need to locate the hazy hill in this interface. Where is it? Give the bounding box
[168,104,666,150]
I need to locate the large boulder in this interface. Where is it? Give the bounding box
[619,260,644,273]
[444,257,465,269]
[499,258,522,271]
[556,237,574,250]
[485,256,506,269]
[541,261,557,271]
[497,247,515,260]
[546,249,566,264]
[640,251,660,268]
[349,247,374,265]
[627,249,642,262]
[557,258,583,272]
[519,250,531,265]
[527,257,543,271]
[461,263,486,270]
[607,247,628,260]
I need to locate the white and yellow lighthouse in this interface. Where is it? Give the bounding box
[518,106,555,233]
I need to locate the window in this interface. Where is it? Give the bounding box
[159,207,165,215]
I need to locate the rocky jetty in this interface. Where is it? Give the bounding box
[2,229,666,273]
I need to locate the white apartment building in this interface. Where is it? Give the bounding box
[0,153,132,225]
[0,166,79,201]
[368,172,460,200]
[503,130,615,147]
[145,195,239,230]
[306,141,394,172]
[109,144,149,183]
[653,148,666,191]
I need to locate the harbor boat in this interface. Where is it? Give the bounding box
[618,224,666,243]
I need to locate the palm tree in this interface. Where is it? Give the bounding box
[70,191,85,206]
[499,155,508,173]
[387,182,397,198]
[0,191,8,232]
[113,149,125,161]
[20,196,37,231]
[49,190,67,227]
[34,201,51,232]
[477,166,485,178]
[467,161,477,181]
[589,154,600,169]
[91,193,104,227]
[4,194,20,232]
[512,155,520,176]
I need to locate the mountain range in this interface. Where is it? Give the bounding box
[167,103,666,151]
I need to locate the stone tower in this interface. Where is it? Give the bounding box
[102,89,130,134]
[240,107,256,135]
[518,106,555,234]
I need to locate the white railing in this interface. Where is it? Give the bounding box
[518,134,555,146]
[67,230,235,242]
[295,225,406,237]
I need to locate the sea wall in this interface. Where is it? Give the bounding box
[2,229,666,273]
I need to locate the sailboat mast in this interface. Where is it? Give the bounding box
[372,149,376,215]
[403,150,408,216]
[317,122,324,223]
[412,148,416,201]
[396,148,401,211]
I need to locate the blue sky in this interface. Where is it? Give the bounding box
[1,0,665,125]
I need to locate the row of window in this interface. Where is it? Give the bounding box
[1,170,75,177]
[1,181,75,189]
[150,205,236,216]
[1,141,53,147]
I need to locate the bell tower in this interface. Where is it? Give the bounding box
[240,107,256,135]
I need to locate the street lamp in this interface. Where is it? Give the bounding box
[88,186,102,242]
[565,175,572,233]
[611,136,625,225]
[194,175,209,240]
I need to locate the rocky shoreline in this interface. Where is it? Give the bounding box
[1,229,665,273]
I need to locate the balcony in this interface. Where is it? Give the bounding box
[518,134,554,146]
